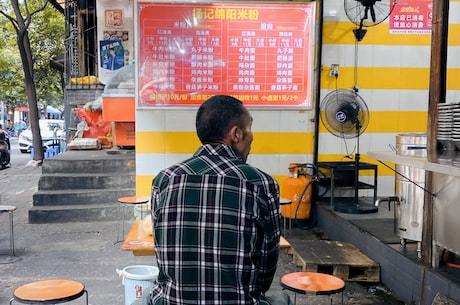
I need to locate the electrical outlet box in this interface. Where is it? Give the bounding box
[329,64,339,78]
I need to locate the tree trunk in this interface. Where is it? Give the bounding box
[11,0,44,161]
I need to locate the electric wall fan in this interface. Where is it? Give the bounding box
[344,0,396,40]
[320,89,369,139]
[320,89,377,213]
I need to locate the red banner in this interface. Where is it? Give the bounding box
[137,1,315,108]
[389,0,433,34]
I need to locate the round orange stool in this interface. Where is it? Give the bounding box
[115,196,150,244]
[9,279,88,305]
[280,272,345,305]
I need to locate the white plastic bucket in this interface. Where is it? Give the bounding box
[133,203,150,220]
[117,265,159,305]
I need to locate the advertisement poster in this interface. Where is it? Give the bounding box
[389,0,433,34]
[137,1,315,108]
[105,9,123,27]
[97,1,134,84]
[100,39,125,71]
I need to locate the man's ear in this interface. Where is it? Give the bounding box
[229,125,239,142]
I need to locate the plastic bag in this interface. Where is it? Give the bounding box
[75,108,112,146]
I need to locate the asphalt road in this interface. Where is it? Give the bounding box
[0,137,41,225]
[0,138,406,305]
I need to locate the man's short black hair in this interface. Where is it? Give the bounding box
[196,95,247,144]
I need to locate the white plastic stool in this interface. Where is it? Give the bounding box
[115,196,150,244]
[0,205,17,256]
[279,198,292,237]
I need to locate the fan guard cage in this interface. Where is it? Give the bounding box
[345,0,396,28]
[320,89,369,139]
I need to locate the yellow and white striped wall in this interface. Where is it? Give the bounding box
[135,108,314,196]
[134,0,460,198]
[318,0,460,197]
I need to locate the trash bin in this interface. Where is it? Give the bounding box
[117,265,159,305]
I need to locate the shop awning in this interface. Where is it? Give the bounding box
[15,106,28,112]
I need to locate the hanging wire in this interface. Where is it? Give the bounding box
[353,37,359,91]
[377,160,436,197]
[332,75,354,157]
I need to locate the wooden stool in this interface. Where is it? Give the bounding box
[0,205,17,256]
[115,196,150,244]
[280,272,345,305]
[279,198,292,237]
[9,279,88,305]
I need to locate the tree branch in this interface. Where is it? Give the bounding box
[48,0,64,15]
[0,10,19,31]
[24,1,49,28]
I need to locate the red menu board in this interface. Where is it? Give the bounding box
[137,1,315,108]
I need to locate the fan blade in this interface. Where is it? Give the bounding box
[363,6,369,20]
[346,0,394,27]
[370,6,376,22]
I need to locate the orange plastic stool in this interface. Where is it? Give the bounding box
[115,196,150,244]
[9,279,88,305]
[280,272,345,305]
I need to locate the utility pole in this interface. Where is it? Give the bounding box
[423,0,449,266]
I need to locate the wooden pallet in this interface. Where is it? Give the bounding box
[280,236,291,249]
[290,239,380,282]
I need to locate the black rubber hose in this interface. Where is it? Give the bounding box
[294,179,317,230]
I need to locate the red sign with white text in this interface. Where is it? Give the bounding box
[389,0,433,34]
[137,1,315,108]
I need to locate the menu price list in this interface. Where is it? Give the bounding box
[138,2,314,107]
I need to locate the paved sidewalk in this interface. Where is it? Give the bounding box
[0,162,405,305]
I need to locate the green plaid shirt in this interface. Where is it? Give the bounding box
[150,143,281,304]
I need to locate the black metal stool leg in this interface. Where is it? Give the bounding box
[9,210,15,256]
[115,202,124,244]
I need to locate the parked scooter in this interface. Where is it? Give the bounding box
[0,129,11,169]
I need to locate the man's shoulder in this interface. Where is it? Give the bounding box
[152,154,278,189]
[152,158,198,183]
[239,163,277,184]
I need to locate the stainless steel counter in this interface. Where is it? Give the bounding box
[368,150,460,265]
[368,150,460,177]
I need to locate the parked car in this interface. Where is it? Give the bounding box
[18,119,65,153]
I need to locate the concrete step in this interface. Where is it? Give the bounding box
[30,149,137,223]
[38,173,135,190]
[41,150,135,174]
[33,188,135,206]
[28,202,137,223]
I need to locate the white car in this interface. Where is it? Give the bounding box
[18,119,65,153]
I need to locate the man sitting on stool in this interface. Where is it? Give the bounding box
[136,95,291,305]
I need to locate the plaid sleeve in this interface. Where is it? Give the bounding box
[256,174,281,292]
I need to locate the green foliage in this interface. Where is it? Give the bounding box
[0,21,25,104]
[0,1,64,109]
[30,6,65,109]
